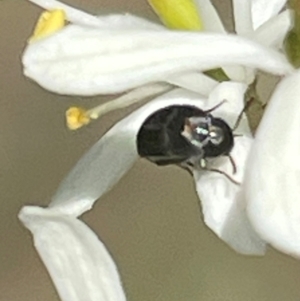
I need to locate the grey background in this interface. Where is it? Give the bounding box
[0,1,299,301]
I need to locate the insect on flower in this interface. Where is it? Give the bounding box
[137,100,249,184]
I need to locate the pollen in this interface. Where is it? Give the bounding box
[66,107,91,130]
[29,9,66,42]
[148,0,203,30]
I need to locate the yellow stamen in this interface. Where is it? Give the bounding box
[65,84,172,130]
[29,9,66,42]
[148,0,203,30]
[66,107,91,130]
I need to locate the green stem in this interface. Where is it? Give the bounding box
[285,0,300,67]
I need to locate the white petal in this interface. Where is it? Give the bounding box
[97,16,219,96]
[194,138,266,255]
[19,206,126,301]
[222,66,248,83]
[193,82,266,255]
[251,0,288,30]
[93,16,218,96]
[193,0,226,33]
[50,89,207,216]
[167,72,218,96]
[91,15,219,96]
[95,14,164,31]
[233,0,254,35]
[23,28,292,96]
[50,116,138,217]
[77,13,252,89]
[245,69,300,258]
[192,1,249,83]
[26,3,241,93]
[189,1,249,83]
[102,15,219,97]
[250,10,293,48]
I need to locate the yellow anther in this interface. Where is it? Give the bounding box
[29,9,66,42]
[148,0,203,30]
[66,107,91,130]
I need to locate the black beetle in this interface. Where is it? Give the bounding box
[136,101,240,183]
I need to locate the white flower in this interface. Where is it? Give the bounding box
[22,0,292,98]
[48,82,266,255]
[18,1,298,300]
[19,81,267,301]
[244,68,300,258]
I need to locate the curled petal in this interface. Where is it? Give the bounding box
[194,0,226,33]
[83,14,222,95]
[19,206,126,301]
[84,14,218,95]
[167,72,218,96]
[251,0,288,30]
[233,0,254,35]
[50,120,138,216]
[245,69,300,258]
[192,1,249,83]
[88,16,216,96]
[194,138,266,255]
[50,89,207,216]
[222,66,249,84]
[250,10,293,48]
[193,82,266,255]
[78,14,216,96]
[23,27,292,96]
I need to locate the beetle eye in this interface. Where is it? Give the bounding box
[181,116,211,147]
[209,126,224,145]
[194,124,209,142]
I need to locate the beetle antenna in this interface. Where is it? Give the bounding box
[232,97,254,131]
[204,99,227,114]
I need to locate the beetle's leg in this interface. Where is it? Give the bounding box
[194,158,240,185]
[228,154,237,174]
[203,167,241,185]
[179,153,203,174]
[178,162,194,176]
